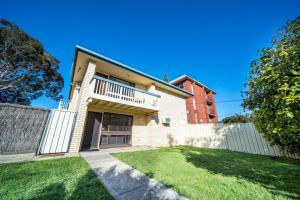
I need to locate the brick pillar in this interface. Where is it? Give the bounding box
[68,82,81,112]
[69,61,96,153]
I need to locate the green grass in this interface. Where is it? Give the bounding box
[113,146,300,200]
[0,157,113,200]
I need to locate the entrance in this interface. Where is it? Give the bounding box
[81,112,132,150]
[81,112,103,150]
[100,112,132,148]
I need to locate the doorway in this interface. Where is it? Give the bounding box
[81,111,103,151]
[100,112,133,148]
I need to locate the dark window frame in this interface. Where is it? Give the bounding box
[100,112,133,146]
[102,112,133,133]
[95,72,135,87]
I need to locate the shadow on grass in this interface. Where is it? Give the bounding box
[29,169,113,200]
[69,169,113,200]
[180,147,300,199]
[30,183,66,200]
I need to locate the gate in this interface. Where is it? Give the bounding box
[38,109,77,154]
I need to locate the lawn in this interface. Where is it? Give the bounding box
[113,146,300,200]
[0,157,113,200]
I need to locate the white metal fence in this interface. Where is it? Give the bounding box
[176,123,298,158]
[38,109,77,154]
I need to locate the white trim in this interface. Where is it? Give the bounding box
[170,74,216,93]
[193,98,196,110]
[191,84,194,94]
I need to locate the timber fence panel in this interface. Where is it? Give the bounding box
[0,103,49,154]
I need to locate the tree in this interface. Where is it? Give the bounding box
[0,19,63,105]
[243,17,300,155]
[221,114,252,123]
[163,73,169,82]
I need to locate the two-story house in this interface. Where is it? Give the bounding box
[67,46,193,152]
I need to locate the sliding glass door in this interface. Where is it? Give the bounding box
[100,113,133,147]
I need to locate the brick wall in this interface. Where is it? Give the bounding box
[180,80,218,123]
[69,61,96,153]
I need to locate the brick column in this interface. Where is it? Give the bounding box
[69,61,96,152]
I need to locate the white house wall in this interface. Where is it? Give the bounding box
[145,86,188,147]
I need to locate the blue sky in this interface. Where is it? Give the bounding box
[2,0,299,119]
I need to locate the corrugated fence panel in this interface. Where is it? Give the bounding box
[181,123,297,158]
[39,110,77,154]
[0,103,49,154]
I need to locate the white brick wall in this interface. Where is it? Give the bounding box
[69,61,96,152]
[146,87,188,147]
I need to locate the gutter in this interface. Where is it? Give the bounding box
[68,45,194,99]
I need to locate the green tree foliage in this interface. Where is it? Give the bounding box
[243,17,300,155]
[0,19,63,105]
[221,114,252,123]
[164,73,169,82]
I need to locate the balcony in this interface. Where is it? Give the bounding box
[208,108,216,118]
[206,96,213,105]
[89,75,160,113]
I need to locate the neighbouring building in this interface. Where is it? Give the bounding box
[170,75,218,123]
[66,46,193,152]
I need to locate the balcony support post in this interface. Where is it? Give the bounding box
[69,61,96,153]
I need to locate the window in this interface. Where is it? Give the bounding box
[100,113,133,146]
[100,135,131,145]
[102,113,133,132]
[177,82,184,89]
[110,76,135,87]
[95,72,108,79]
[95,72,135,87]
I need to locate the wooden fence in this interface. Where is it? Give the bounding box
[176,123,297,158]
[0,103,49,154]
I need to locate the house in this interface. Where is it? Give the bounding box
[67,46,193,152]
[170,75,218,123]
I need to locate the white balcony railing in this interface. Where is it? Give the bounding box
[90,75,160,110]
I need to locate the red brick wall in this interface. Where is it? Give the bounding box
[182,80,196,123]
[179,80,218,123]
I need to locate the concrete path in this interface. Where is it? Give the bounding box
[0,152,79,165]
[81,147,188,200]
[0,153,36,164]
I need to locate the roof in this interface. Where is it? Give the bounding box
[170,75,216,94]
[69,45,194,98]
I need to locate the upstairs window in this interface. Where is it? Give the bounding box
[95,72,135,87]
[177,82,184,89]
[110,76,135,87]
